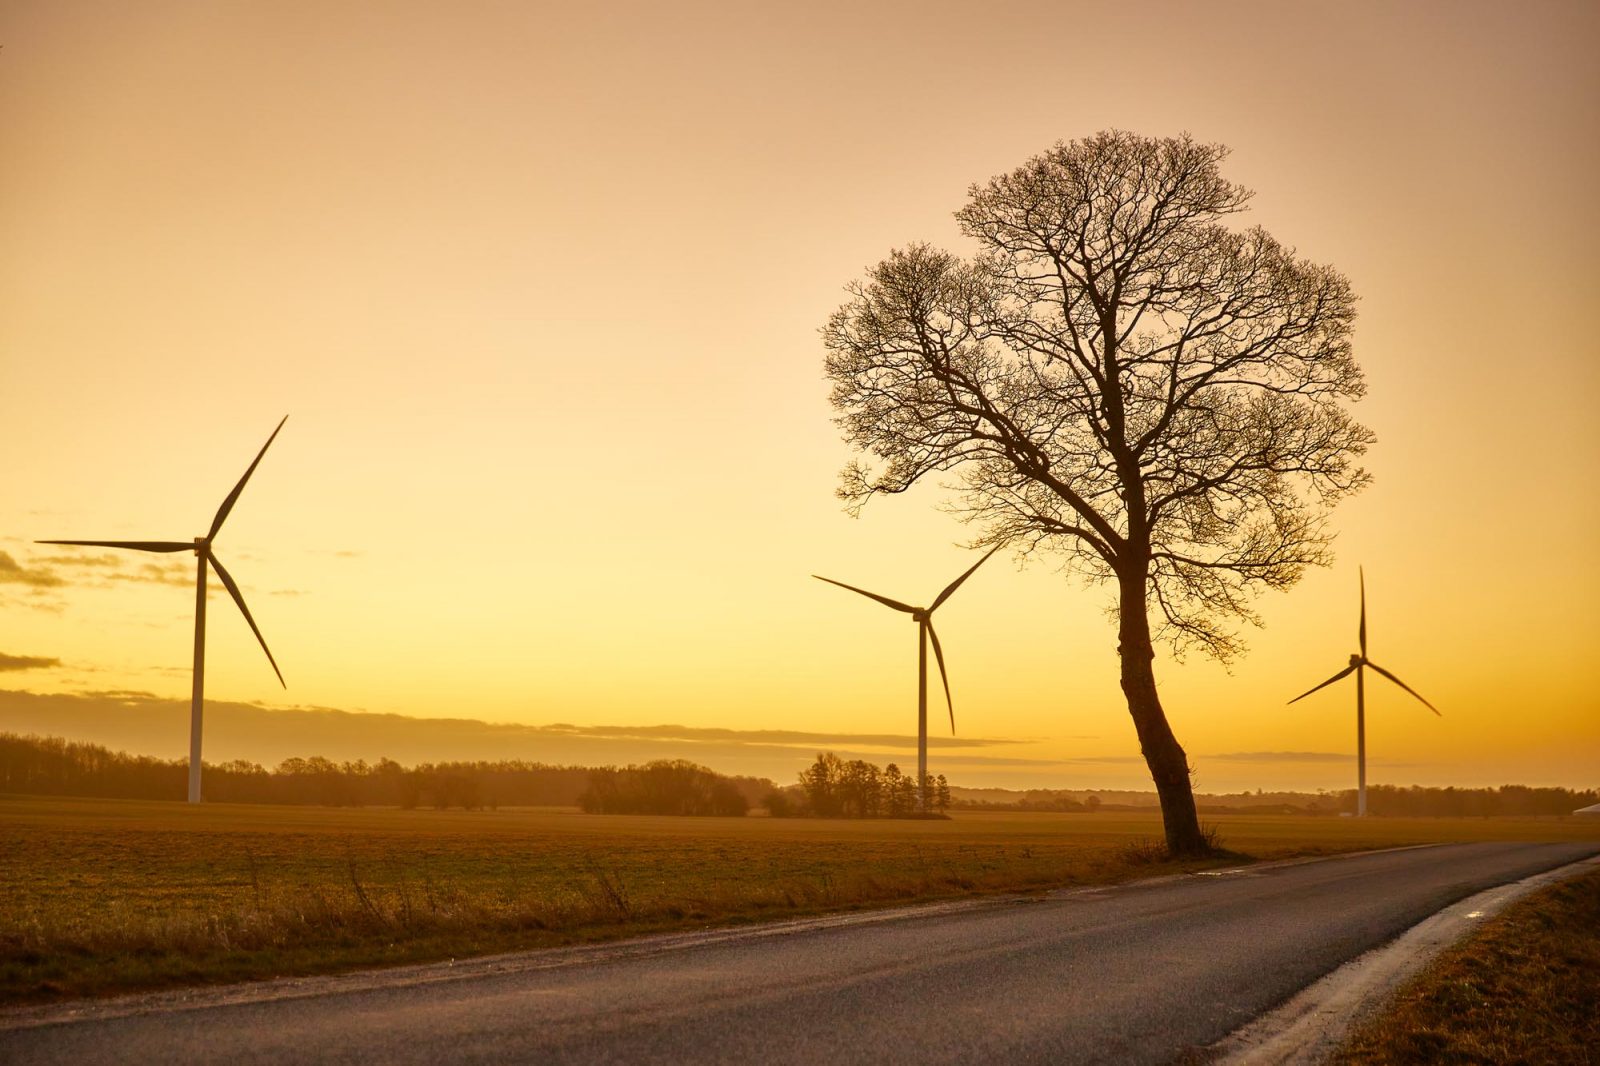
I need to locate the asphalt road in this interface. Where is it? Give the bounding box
[4,841,1595,1065]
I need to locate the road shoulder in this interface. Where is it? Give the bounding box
[1208,852,1600,1065]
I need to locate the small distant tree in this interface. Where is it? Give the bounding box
[397,769,423,809]
[893,771,917,815]
[800,752,845,817]
[763,789,796,817]
[883,763,911,817]
[934,774,951,814]
[839,759,883,817]
[825,132,1372,855]
[707,777,748,817]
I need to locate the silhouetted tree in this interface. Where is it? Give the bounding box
[883,763,914,816]
[839,758,883,817]
[800,752,846,816]
[794,753,955,819]
[824,132,1372,855]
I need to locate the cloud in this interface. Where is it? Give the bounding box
[109,561,192,587]
[32,553,125,568]
[1205,751,1353,764]
[12,548,190,590]
[0,551,63,588]
[0,591,67,614]
[0,653,60,672]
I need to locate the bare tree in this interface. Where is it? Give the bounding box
[823,132,1373,855]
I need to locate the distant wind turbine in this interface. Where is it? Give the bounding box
[814,546,1000,812]
[39,417,290,804]
[1288,568,1439,817]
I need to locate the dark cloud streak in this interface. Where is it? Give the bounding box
[6,549,192,590]
[0,653,61,672]
[1205,751,1352,764]
[0,551,63,588]
[535,722,1025,749]
[31,553,125,568]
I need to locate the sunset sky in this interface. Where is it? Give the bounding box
[2,1,1596,793]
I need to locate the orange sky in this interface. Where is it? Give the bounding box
[2,1,1596,793]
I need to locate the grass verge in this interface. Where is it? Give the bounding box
[1333,866,1600,1065]
[4,795,1596,1007]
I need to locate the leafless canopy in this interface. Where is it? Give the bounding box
[824,132,1373,659]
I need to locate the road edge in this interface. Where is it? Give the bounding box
[1207,850,1600,1065]
[0,845,1425,1031]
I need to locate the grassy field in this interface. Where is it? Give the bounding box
[3,794,1597,1005]
[1334,866,1600,1064]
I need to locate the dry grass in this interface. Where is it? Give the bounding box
[1333,866,1600,1065]
[3,795,1596,1005]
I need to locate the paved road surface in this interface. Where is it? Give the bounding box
[4,841,1595,1064]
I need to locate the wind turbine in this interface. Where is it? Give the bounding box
[39,417,289,804]
[814,546,1000,812]
[1288,568,1439,817]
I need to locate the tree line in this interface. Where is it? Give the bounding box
[578,759,751,816]
[950,784,1598,818]
[1350,784,1597,819]
[0,733,771,812]
[4,733,1591,818]
[766,752,952,818]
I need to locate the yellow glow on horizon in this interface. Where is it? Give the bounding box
[1,0,1595,793]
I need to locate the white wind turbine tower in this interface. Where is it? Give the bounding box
[39,417,290,804]
[1288,568,1440,817]
[814,546,999,812]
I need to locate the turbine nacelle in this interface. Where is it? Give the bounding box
[814,544,1001,735]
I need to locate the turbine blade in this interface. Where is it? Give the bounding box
[930,544,1002,612]
[812,575,917,614]
[1359,567,1367,658]
[924,620,955,733]
[1366,660,1441,716]
[208,553,286,688]
[35,539,193,553]
[208,415,288,541]
[1287,663,1357,704]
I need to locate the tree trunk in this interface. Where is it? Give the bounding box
[1117,568,1208,856]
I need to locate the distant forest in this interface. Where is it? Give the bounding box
[1,733,1594,818]
[0,733,774,813]
[951,783,1600,818]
